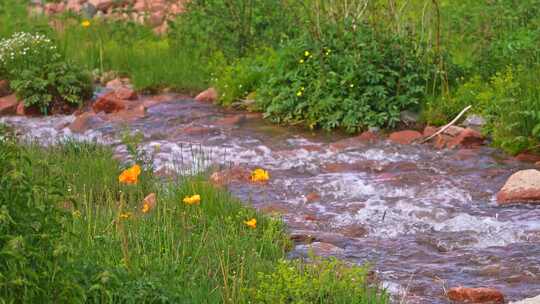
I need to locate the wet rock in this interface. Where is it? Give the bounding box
[114,86,138,100]
[447,128,484,149]
[497,169,540,205]
[209,166,251,186]
[259,202,291,215]
[16,102,41,116]
[69,112,104,133]
[515,152,540,164]
[105,78,129,90]
[511,295,540,304]
[447,287,504,303]
[358,130,379,142]
[107,104,145,122]
[423,125,438,137]
[328,132,375,152]
[0,94,19,116]
[92,92,128,113]
[195,87,218,103]
[214,114,246,126]
[305,192,320,203]
[0,80,10,97]
[388,130,423,145]
[299,242,345,257]
[340,224,368,238]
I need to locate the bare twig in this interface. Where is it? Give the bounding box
[417,105,472,144]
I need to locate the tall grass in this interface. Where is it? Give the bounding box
[0,134,388,303]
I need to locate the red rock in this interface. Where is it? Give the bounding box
[209,166,251,186]
[0,94,19,116]
[66,0,82,12]
[306,192,320,203]
[423,125,438,137]
[388,130,423,145]
[105,78,124,89]
[515,152,540,164]
[447,287,504,303]
[214,115,245,126]
[148,11,165,27]
[92,92,128,113]
[16,102,41,116]
[358,131,378,142]
[114,87,138,100]
[340,224,368,238]
[89,0,114,11]
[69,112,104,133]
[44,2,66,14]
[447,128,484,148]
[497,169,540,205]
[0,80,10,97]
[195,87,218,103]
[444,125,466,137]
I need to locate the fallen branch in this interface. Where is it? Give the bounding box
[417,105,472,144]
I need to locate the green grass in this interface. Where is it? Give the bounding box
[0,132,388,303]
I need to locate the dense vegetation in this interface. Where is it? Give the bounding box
[0,125,388,303]
[0,0,539,153]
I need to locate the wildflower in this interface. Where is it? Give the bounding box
[296,91,303,97]
[141,193,156,213]
[183,194,201,205]
[299,59,304,64]
[244,218,257,229]
[81,20,91,28]
[251,168,270,183]
[120,212,132,220]
[304,51,310,57]
[350,84,354,88]
[119,164,141,185]
[72,210,82,218]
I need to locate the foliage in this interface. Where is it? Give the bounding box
[0,135,387,303]
[257,23,432,132]
[0,32,92,114]
[253,258,389,304]
[169,0,299,60]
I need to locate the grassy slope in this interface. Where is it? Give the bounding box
[0,127,388,303]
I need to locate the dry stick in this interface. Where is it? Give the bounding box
[417,105,472,144]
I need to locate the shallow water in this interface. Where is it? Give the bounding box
[3,98,540,303]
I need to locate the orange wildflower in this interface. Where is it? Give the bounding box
[119,164,141,185]
[244,218,257,229]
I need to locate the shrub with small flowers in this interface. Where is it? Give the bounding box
[0,32,92,114]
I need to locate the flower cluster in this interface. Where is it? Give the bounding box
[0,32,60,72]
[251,168,270,183]
[183,194,201,205]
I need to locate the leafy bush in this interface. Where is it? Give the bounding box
[253,258,388,304]
[257,23,432,132]
[0,32,92,114]
[213,49,277,106]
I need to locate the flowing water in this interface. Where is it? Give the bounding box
[3,97,540,303]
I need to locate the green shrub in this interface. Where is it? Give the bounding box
[213,49,277,106]
[253,258,388,304]
[257,23,432,132]
[0,32,92,114]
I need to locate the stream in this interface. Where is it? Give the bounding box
[2,97,540,303]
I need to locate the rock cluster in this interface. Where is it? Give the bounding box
[32,0,187,34]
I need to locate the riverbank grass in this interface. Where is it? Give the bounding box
[0,133,388,303]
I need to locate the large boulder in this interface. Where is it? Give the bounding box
[497,169,540,205]
[511,295,540,304]
[88,0,114,11]
[0,94,19,116]
[195,87,218,103]
[69,112,105,133]
[447,287,504,303]
[388,130,422,145]
[423,126,484,149]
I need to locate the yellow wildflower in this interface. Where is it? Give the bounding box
[141,193,156,213]
[350,84,354,88]
[296,91,303,97]
[183,194,201,205]
[81,20,91,28]
[72,210,82,218]
[251,168,270,183]
[120,212,132,220]
[299,59,304,64]
[304,51,310,57]
[244,218,257,229]
[119,164,141,185]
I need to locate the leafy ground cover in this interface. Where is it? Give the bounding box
[0,125,388,303]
